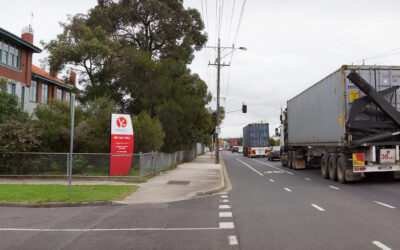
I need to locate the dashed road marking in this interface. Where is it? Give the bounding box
[329,185,340,190]
[236,158,264,176]
[219,205,231,209]
[221,199,229,203]
[219,222,235,229]
[269,179,275,182]
[372,240,392,250]
[305,178,311,181]
[219,212,233,218]
[221,195,228,198]
[228,235,238,245]
[374,201,396,209]
[0,227,221,232]
[251,159,294,175]
[311,204,325,211]
[284,188,292,192]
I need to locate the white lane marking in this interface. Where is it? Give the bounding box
[219,205,231,209]
[236,158,264,176]
[0,227,221,232]
[305,178,311,181]
[219,212,233,218]
[221,199,229,203]
[372,241,392,250]
[329,185,340,190]
[374,201,396,209]
[228,235,239,245]
[284,188,292,192]
[219,222,235,229]
[251,159,294,175]
[269,179,275,182]
[221,195,228,198]
[311,204,325,211]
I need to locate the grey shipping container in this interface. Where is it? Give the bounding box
[243,123,269,148]
[288,65,400,146]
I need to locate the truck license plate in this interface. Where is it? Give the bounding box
[380,149,396,164]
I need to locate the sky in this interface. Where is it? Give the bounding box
[2,0,400,138]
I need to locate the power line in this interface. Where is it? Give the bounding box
[353,47,400,64]
[233,0,247,45]
[226,0,236,45]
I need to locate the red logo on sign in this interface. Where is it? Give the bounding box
[116,117,127,128]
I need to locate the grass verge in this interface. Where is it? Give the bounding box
[0,184,138,203]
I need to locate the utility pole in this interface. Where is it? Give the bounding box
[207,39,246,164]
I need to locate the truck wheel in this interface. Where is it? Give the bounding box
[336,154,348,184]
[321,155,329,179]
[328,154,337,181]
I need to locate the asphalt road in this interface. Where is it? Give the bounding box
[0,194,238,250]
[223,151,400,250]
[2,151,400,249]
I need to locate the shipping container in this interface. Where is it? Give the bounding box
[281,65,400,183]
[243,123,269,157]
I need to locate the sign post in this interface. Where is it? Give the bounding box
[110,114,134,175]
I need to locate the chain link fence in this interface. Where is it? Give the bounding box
[0,145,203,180]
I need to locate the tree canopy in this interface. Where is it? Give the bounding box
[42,0,216,152]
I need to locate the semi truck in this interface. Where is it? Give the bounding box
[243,123,269,157]
[280,65,400,183]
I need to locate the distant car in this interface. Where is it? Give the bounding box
[231,146,239,153]
[268,146,281,161]
[219,147,223,151]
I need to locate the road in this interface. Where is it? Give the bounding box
[1,151,400,249]
[223,151,400,250]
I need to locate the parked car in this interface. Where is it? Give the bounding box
[268,146,281,161]
[232,146,239,153]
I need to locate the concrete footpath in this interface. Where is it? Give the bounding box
[0,152,230,206]
[122,152,230,204]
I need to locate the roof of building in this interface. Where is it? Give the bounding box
[32,65,74,89]
[0,27,42,53]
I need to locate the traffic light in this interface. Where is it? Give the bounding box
[242,104,247,113]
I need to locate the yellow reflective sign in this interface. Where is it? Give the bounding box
[350,91,359,102]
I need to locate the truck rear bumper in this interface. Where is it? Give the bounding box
[353,164,400,173]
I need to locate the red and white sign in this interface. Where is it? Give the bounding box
[110,114,134,176]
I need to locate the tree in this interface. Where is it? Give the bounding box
[0,79,29,124]
[42,1,217,152]
[132,112,164,153]
[88,0,207,63]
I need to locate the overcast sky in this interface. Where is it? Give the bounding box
[2,0,400,138]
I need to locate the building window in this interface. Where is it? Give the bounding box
[66,91,71,104]
[57,88,63,101]
[0,41,20,70]
[11,83,16,95]
[30,80,37,102]
[21,86,25,109]
[41,83,48,104]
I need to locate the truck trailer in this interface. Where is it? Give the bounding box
[280,65,400,183]
[243,123,269,157]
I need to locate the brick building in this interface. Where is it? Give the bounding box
[0,26,74,115]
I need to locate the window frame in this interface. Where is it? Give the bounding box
[41,83,48,104]
[0,40,21,70]
[30,80,37,102]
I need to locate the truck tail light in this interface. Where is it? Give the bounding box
[272,152,277,155]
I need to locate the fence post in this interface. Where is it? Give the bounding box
[139,152,142,181]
